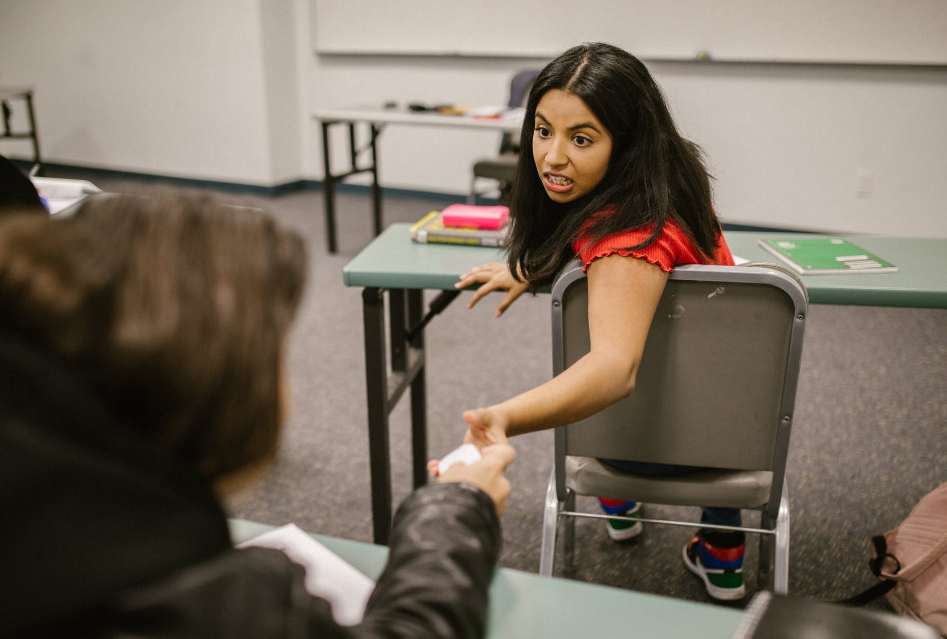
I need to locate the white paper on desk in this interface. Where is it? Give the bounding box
[237,523,376,625]
[733,254,750,265]
[30,177,102,215]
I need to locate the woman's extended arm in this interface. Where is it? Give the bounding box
[463,254,668,445]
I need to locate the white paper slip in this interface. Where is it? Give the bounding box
[31,177,102,215]
[31,177,101,199]
[237,524,376,625]
[438,443,482,474]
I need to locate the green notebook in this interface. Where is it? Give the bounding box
[757,238,898,275]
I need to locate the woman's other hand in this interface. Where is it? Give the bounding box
[438,443,516,514]
[455,262,529,317]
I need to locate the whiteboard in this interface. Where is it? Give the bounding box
[311,0,947,65]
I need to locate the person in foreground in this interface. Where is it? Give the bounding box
[0,193,516,638]
[453,42,745,600]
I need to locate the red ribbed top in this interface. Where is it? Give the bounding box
[573,217,734,273]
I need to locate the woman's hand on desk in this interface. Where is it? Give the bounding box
[455,262,529,317]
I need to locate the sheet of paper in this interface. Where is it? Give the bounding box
[31,177,102,215]
[237,524,376,625]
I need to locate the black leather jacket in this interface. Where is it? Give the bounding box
[0,335,501,639]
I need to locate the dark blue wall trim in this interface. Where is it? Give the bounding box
[720,221,817,234]
[13,159,479,203]
[15,159,313,197]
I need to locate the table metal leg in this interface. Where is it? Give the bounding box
[362,286,392,544]
[360,286,454,544]
[319,120,384,254]
[321,120,338,254]
[370,123,382,237]
[24,91,40,169]
[389,289,428,491]
[407,290,428,489]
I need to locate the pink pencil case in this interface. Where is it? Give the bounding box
[441,204,509,230]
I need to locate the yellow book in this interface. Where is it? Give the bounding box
[409,211,508,247]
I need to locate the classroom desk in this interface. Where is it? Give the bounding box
[312,106,523,254]
[228,518,743,639]
[0,87,41,169]
[343,225,947,543]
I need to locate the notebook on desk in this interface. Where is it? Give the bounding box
[238,523,375,626]
[410,210,508,247]
[758,238,898,275]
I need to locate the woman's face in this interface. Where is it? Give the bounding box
[532,89,613,204]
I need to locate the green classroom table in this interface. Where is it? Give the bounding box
[229,519,744,639]
[343,225,947,543]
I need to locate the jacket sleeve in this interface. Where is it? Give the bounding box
[349,482,501,639]
[97,483,499,639]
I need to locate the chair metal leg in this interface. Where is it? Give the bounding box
[539,468,559,576]
[468,176,478,205]
[758,515,775,591]
[758,482,790,593]
[562,489,576,577]
[774,484,791,594]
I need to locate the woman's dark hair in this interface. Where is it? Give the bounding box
[505,42,721,286]
[0,193,307,482]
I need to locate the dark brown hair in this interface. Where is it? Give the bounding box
[506,42,721,287]
[0,193,307,481]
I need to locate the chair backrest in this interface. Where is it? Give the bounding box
[550,260,808,504]
[499,69,540,155]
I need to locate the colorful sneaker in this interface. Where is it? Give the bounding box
[683,531,746,600]
[599,499,643,541]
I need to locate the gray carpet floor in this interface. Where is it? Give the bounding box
[90,176,947,613]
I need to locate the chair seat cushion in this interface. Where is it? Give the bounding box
[566,456,773,509]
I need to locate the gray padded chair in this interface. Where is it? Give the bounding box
[540,260,808,594]
[468,69,539,205]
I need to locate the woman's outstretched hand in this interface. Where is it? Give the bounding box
[427,407,510,474]
[461,407,509,449]
[455,262,529,317]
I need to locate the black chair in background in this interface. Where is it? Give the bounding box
[468,69,539,205]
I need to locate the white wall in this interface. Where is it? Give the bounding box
[653,62,947,236]
[2,2,945,236]
[259,0,304,184]
[311,0,947,65]
[307,55,947,237]
[0,0,285,184]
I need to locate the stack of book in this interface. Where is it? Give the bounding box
[409,204,509,247]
